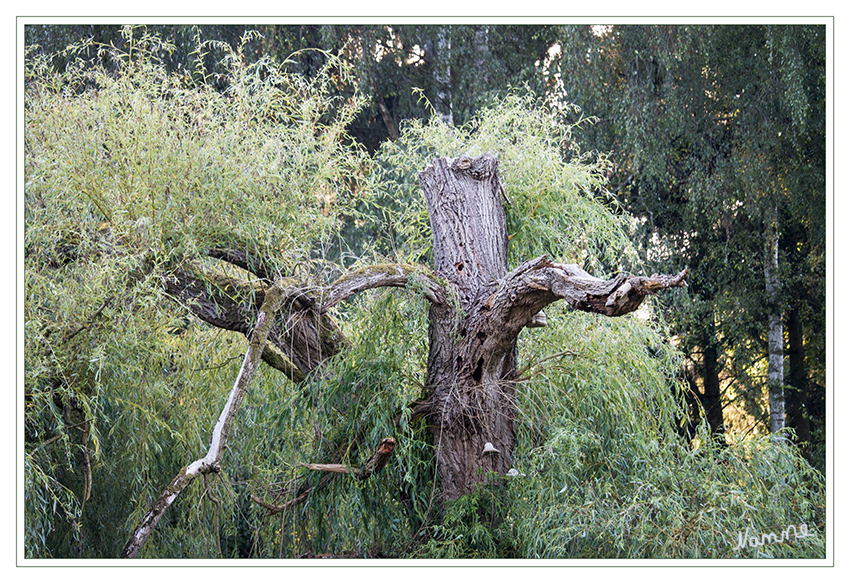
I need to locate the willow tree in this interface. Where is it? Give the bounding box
[24,28,824,560]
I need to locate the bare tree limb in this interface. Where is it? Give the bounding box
[545,260,688,316]
[121,284,285,558]
[250,438,397,517]
[478,255,687,340]
[320,264,447,313]
[302,437,397,480]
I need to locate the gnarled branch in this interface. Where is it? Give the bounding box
[321,264,447,312]
[164,259,449,382]
[163,263,339,383]
[477,255,687,337]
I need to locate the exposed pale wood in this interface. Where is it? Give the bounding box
[302,437,397,480]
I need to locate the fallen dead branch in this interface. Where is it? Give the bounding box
[302,437,397,480]
[249,438,397,516]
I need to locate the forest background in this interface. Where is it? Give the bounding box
[19,21,830,561]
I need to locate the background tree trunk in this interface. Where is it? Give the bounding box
[431,27,454,126]
[701,337,725,435]
[786,306,811,457]
[765,208,785,433]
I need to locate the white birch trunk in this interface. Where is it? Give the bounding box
[765,208,785,433]
[434,27,453,126]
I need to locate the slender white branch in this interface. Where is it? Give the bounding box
[121,285,285,559]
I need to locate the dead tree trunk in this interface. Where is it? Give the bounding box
[418,154,687,499]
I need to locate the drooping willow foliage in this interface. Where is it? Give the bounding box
[24,26,371,558]
[23,27,825,559]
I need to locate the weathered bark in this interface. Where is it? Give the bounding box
[419,154,513,499]
[122,285,285,558]
[164,259,450,383]
[418,154,687,499]
[320,263,447,311]
[164,261,344,383]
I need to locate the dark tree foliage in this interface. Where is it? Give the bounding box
[553,25,826,466]
[25,24,560,153]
